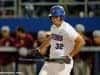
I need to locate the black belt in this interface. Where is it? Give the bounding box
[46,56,71,64]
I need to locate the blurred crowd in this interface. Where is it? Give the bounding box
[0,24,99,75]
[0,25,50,75]
[0,0,100,17]
[73,24,100,75]
[23,0,100,17]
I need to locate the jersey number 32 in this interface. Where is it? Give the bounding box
[55,43,64,49]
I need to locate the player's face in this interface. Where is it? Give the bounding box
[51,16,62,27]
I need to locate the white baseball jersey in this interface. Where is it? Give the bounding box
[50,21,79,58]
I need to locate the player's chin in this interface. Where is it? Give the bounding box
[52,22,58,25]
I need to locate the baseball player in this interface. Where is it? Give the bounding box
[38,5,85,75]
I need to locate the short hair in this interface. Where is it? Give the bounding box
[17,27,25,33]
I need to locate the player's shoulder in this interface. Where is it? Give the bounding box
[62,21,78,35]
[63,21,73,28]
[62,21,73,31]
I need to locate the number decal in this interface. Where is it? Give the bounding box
[55,43,64,49]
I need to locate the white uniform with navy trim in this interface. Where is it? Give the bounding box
[39,21,79,75]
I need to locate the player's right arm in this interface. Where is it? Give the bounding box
[38,32,51,55]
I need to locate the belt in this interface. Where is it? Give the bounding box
[46,56,71,64]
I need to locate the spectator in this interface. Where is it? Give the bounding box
[0,26,15,73]
[37,31,47,44]
[15,27,34,49]
[73,24,93,75]
[75,24,93,46]
[79,11,85,18]
[75,24,85,35]
[92,30,100,75]
[93,30,100,46]
[15,27,35,75]
[89,11,94,17]
[24,3,36,18]
[73,56,91,75]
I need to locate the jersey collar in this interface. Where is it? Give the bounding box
[53,21,65,30]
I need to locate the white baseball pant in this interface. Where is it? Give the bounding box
[39,57,73,75]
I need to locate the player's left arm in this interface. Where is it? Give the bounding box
[65,24,85,57]
[69,34,85,57]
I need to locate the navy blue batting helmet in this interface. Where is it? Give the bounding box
[49,5,65,17]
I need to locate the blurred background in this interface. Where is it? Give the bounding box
[0,0,100,75]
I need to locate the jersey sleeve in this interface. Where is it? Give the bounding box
[65,24,79,41]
